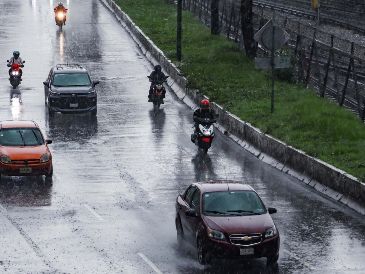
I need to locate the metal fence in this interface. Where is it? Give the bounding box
[165,0,365,120]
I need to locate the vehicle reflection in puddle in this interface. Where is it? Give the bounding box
[0,177,52,207]
[10,89,23,120]
[57,29,65,63]
[46,113,98,143]
[176,242,277,274]
[191,152,216,182]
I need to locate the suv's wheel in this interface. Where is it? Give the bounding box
[176,217,184,247]
[267,254,279,267]
[197,237,209,265]
[48,106,54,117]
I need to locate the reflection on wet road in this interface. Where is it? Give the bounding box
[0,0,364,273]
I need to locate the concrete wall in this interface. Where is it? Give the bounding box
[101,0,365,215]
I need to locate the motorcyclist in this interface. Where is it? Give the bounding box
[54,2,68,25]
[148,65,167,102]
[191,99,217,142]
[7,51,24,78]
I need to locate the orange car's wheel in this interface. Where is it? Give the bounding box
[45,167,53,186]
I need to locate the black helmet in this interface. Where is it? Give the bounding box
[13,51,20,59]
[58,2,64,6]
[154,65,161,73]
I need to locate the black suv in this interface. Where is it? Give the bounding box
[43,64,99,116]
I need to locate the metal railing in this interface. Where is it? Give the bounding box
[165,0,365,120]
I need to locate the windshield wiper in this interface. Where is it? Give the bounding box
[204,210,226,215]
[227,210,262,215]
[31,130,42,145]
[18,130,26,146]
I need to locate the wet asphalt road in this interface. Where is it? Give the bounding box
[0,0,364,273]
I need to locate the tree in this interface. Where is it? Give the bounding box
[240,0,257,58]
[211,0,220,35]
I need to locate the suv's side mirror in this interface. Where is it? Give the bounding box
[22,61,25,64]
[46,139,53,145]
[43,81,49,87]
[92,80,100,87]
[185,209,198,217]
[268,207,277,214]
[6,60,9,62]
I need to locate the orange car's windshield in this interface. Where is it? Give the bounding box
[0,128,44,146]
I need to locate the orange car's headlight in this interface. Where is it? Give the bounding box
[40,153,50,163]
[0,155,11,164]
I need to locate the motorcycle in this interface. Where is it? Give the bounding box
[55,9,67,29]
[7,61,24,89]
[191,117,216,153]
[148,75,168,111]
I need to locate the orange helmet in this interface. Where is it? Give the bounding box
[200,99,210,110]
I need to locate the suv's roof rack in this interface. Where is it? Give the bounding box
[55,63,84,70]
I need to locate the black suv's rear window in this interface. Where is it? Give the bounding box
[53,73,91,87]
[0,128,44,146]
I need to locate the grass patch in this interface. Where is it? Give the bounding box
[116,0,365,181]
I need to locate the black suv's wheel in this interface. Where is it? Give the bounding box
[48,106,54,117]
[197,237,209,265]
[176,217,184,247]
[267,254,279,267]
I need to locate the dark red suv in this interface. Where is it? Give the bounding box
[175,181,280,266]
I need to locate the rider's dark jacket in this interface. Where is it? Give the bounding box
[193,108,217,125]
[149,70,167,84]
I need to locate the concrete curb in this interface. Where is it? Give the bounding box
[100,0,365,215]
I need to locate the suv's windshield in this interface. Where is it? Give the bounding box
[203,191,266,216]
[0,128,44,146]
[53,73,91,87]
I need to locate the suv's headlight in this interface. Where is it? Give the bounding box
[0,155,11,164]
[265,226,277,239]
[208,228,225,241]
[40,153,50,163]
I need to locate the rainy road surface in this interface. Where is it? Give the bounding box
[0,0,364,273]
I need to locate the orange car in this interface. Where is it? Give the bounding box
[0,121,53,181]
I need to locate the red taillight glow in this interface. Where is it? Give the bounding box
[201,137,211,143]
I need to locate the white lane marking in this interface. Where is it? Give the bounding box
[83,204,104,221]
[137,252,163,274]
[283,249,314,270]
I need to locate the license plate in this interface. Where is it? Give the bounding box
[19,167,32,174]
[240,248,254,256]
[70,103,79,108]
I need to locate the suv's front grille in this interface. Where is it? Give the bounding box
[51,94,96,109]
[11,159,40,165]
[229,233,262,246]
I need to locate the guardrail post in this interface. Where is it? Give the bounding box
[227,4,235,39]
[320,35,334,97]
[339,42,354,106]
[305,31,317,87]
